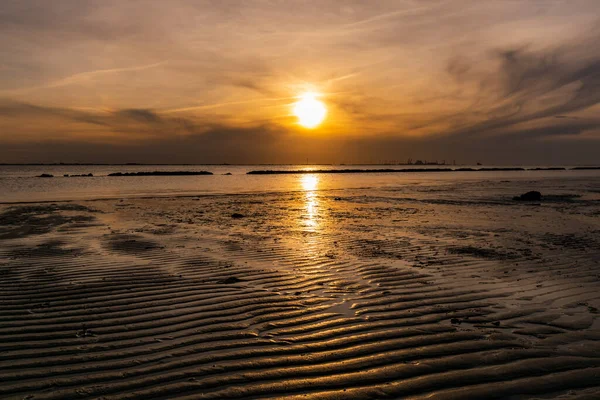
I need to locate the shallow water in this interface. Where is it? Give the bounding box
[1,164,599,202]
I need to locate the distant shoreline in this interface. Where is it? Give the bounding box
[247,167,600,174]
[3,163,600,167]
[25,166,600,178]
[107,171,213,176]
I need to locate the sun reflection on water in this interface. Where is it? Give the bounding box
[300,175,319,229]
[301,175,319,191]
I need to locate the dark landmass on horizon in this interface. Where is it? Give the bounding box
[248,167,600,175]
[3,163,600,167]
[27,166,600,178]
[108,171,213,176]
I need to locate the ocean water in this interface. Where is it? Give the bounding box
[1,164,599,203]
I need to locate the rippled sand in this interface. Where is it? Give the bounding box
[1,178,599,399]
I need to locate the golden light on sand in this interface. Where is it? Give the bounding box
[293,92,327,128]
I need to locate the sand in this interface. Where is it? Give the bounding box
[1,178,599,399]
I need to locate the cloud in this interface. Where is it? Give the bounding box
[2,121,599,165]
[438,26,600,140]
[0,100,207,142]
[1,1,600,164]
[115,109,162,123]
[0,62,167,96]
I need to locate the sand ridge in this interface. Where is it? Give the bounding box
[0,178,599,399]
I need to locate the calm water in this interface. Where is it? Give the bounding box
[1,164,599,203]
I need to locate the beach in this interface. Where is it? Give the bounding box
[1,172,599,399]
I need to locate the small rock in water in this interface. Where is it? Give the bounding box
[224,172,232,175]
[76,328,97,338]
[37,173,54,178]
[513,191,542,201]
[450,318,462,325]
[231,213,245,219]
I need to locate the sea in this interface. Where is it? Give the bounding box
[1,164,599,203]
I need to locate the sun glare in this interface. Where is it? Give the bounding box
[301,174,319,191]
[293,92,327,128]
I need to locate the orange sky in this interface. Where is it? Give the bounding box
[1,1,599,164]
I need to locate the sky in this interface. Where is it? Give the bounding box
[1,0,599,164]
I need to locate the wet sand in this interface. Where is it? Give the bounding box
[1,178,599,399]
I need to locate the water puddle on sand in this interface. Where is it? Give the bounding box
[323,298,358,318]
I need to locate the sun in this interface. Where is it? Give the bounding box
[293,92,327,128]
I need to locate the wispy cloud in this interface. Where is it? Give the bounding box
[0,62,167,96]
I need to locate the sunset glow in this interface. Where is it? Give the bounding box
[1,2,600,399]
[0,1,598,165]
[293,92,327,129]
